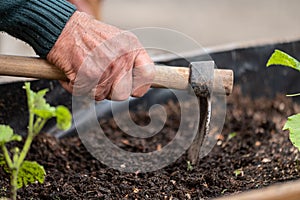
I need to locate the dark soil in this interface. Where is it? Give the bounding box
[1,86,300,200]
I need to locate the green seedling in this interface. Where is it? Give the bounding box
[227,132,237,141]
[221,189,228,194]
[186,160,193,171]
[233,169,243,177]
[267,49,300,150]
[0,82,71,200]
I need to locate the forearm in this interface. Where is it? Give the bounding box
[0,0,76,58]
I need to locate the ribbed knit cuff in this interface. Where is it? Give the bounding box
[1,0,76,58]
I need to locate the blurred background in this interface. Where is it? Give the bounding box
[1,0,300,56]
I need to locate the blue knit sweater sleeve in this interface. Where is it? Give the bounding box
[0,0,76,58]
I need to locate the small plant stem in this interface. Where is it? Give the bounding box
[10,169,18,200]
[16,110,34,168]
[33,119,47,137]
[1,145,13,169]
[1,145,18,200]
[1,145,19,200]
[16,133,34,168]
[11,111,35,199]
[16,85,35,167]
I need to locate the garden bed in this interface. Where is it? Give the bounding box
[1,38,300,199]
[1,85,300,199]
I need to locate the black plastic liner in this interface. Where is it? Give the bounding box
[162,40,300,99]
[0,39,299,138]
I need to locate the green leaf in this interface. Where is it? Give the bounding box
[283,114,300,150]
[24,82,56,119]
[24,82,72,131]
[0,125,22,144]
[32,96,56,119]
[266,49,300,72]
[17,161,46,189]
[55,106,72,130]
[33,109,56,119]
[32,88,48,109]
[34,90,51,110]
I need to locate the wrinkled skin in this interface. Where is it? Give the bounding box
[47,11,155,101]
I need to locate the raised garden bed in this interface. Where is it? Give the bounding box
[1,38,300,199]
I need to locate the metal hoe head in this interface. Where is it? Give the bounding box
[187,61,215,164]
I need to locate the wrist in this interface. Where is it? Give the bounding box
[47,11,95,78]
[1,0,76,58]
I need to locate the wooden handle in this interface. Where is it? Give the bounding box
[0,55,233,95]
[154,65,233,95]
[0,55,67,81]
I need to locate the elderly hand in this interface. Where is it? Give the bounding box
[47,11,155,101]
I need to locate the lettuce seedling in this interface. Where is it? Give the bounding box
[0,82,71,200]
[267,49,300,150]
